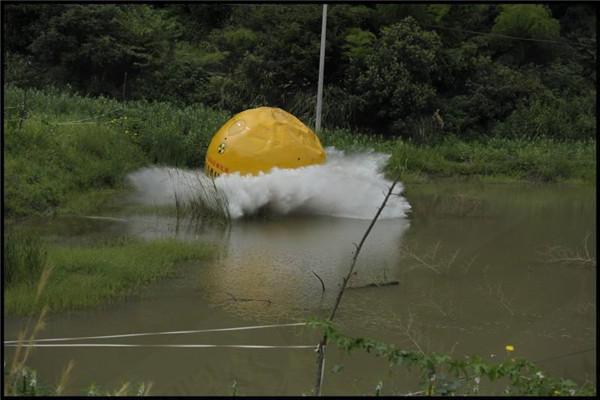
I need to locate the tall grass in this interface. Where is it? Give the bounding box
[187,176,231,223]
[385,136,596,183]
[4,237,213,316]
[167,169,231,224]
[3,228,48,287]
[4,85,230,217]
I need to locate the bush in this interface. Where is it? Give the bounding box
[493,91,596,141]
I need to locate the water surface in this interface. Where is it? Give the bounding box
[4,182,595,395]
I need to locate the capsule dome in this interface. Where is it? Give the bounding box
[205,107,326,177]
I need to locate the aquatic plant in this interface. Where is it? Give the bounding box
[187,173,231,224]
[538,232,596,268]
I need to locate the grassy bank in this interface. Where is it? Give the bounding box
[3,85,229,217]
[4,231,212,316]
[384,136,596,184]
[4,85,595,218]
[320,128,596,184]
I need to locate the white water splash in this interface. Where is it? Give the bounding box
[126,148,411,220]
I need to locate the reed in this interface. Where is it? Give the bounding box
[165,168,231,224]
[187,173,231,223]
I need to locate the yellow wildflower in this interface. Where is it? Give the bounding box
[124,116,128,120]
[505,345,515,352]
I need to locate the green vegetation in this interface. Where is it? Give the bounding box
[3,3,596,219]
[4,233,212,316]
[385,137,596,184]
[310,319,596,396]
[5,365,152,397]
[3,86,146,216]
[4,84,595,219]
[4,3,595,141]
[3,228,47,287]
[3,85,229,217]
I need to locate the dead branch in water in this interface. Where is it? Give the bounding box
[311,270,326,293]
[224,292,272,305]
[401,241,461,275]
[348,281,399,289]
[538,233,596,268]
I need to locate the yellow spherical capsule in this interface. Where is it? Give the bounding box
[205,107,326,177]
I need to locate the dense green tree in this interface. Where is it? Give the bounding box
[356,17,442,136]
[491,4,562,65]
[2,3,595,142]
[24,5,181,97]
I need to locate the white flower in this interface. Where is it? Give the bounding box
[474,377,481,385]
[536,371,544,380]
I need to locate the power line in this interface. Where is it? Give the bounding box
[419,22,588,47]
[534,347,595,364]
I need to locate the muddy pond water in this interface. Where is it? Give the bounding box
[4,180,596,396]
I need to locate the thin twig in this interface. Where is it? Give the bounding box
[55,360,75,395]
[348,281,399,289]
[18,89,27,132]
[311,271,326,292]
[314,178,399,396]
[403,311,425,356]
[52,108,122,125]
[224,292,272,304]
[225,292,237,301]
[539,234,596,268]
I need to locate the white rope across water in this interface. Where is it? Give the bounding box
[3,322,308,344]
[3,343,315,349]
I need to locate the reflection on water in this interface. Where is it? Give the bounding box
[202,216,411,321]
[4,183,596,395]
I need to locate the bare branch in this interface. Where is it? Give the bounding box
[225,291,237,301]
[537,232,595,268]
[348,281,399,289]
[314,178,400,396]
[311,270,326,292]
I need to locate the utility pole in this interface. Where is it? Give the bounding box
[315,4,327,133]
